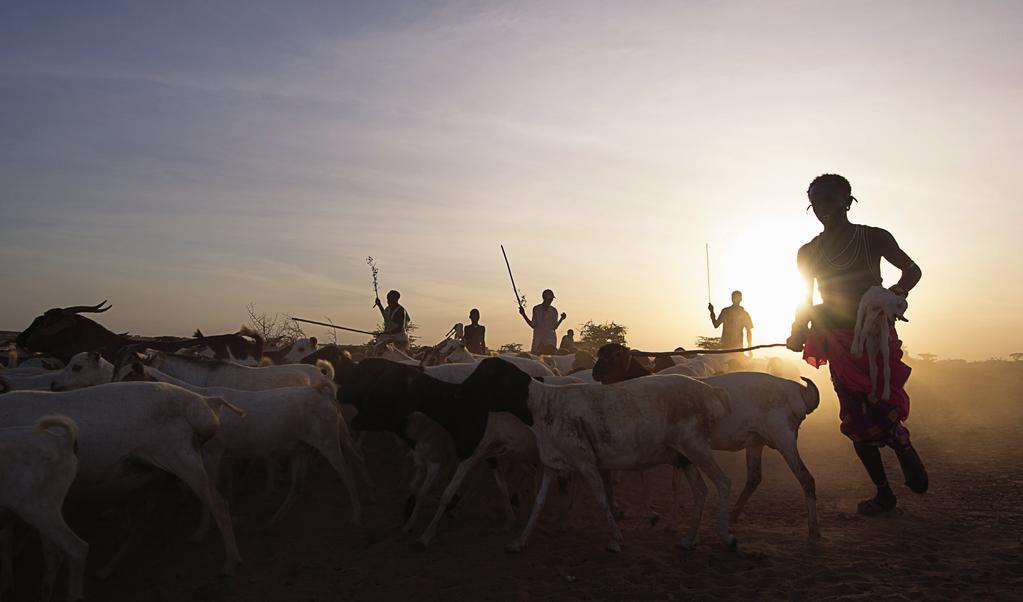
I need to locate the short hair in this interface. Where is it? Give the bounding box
[566,329,574,335]
[808,173,857,205]
[731,290,742,297]
[469,308,480,317]
[387,290,400,300]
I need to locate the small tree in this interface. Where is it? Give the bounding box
[1010,352,1023,362]
[246,303,305,347]
[497,342,524,354]
[577,321,628,354]
[917,353,938,363]
[694,336,721,350]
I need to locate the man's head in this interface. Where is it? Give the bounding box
[731,290,743,305]
[386,290,400,306]
[566,329,574,338]
[469,308,480,323]
[541,289,555,304]
[807,173,856,228]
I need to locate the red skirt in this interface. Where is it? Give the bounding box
[803,326,913,445]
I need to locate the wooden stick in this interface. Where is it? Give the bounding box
[500,244,524,311]
[288,316,380,336]
[705,243,712,304]
[629,343,788,358]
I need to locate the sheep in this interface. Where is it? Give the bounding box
[0,416,88,602]
[850,286,908,402]
[1,351,113,392]
[0,382,245,575]
[118,359,372,530]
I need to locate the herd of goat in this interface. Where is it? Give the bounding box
[1,300,822,601]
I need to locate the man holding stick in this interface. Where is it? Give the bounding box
[519,289,566,355]
[374,289,410,352]
[708,290,754,359]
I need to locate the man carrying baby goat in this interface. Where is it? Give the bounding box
[786,174,928,516]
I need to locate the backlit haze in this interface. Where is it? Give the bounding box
[2,1,1021,360]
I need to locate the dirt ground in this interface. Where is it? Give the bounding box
[17,371,1023,601]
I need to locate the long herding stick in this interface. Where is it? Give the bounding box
[630,342,787,358]
[500,245,524,311]
[705,242,712,304]
[288,316,380,336]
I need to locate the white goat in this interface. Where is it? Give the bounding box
[0,382,245,575]
[426,340,556,378]
[850,286,908,402]
[121,361,371,530]
[0,416,88,602]
[135,350,335,393]
[506,373,735,552]
[2,352,113,392]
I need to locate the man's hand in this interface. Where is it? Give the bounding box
[785,335,805,353]
[889,284,909,298]
[518,306,527,317]
[560,312,567,320]
[707,303,714,313]
[374,297,383,308]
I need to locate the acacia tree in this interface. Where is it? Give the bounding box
[497,342,524,354]
[577,321,627,353]
[246,303,305,346]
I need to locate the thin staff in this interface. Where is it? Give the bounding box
[288,316,379,336]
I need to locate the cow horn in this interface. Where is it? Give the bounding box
[62,300,111,314]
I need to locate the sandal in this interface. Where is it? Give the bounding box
[857,494,897,516]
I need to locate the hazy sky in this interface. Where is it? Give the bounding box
[2,1,1020,360]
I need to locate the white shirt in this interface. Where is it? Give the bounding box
[530,303,559,353]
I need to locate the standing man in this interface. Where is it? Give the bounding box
[463,308,487,355]
[374,289,410,352]
[518,289,566,355]
[708,290,754,356]
[787,173,927,516]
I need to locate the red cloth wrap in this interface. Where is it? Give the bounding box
[802,325,911,422]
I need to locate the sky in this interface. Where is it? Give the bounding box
[2,1,1021,360]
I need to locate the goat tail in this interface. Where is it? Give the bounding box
[799,377,821,414]
[316,359,336,382]
[34,415,79,454]
[238,325,265,357]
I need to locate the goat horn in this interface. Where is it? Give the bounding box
[62,300,111,314]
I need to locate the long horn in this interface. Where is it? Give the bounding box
[62,300,111,314]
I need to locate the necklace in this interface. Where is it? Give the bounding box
[816,225,864,270]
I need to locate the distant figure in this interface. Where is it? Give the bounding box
[374,289,410,352]
[518,288,566,355]
[559,329,577,354]
[463,308,487,355]
[708,290,753,355]
[786,173,927,516]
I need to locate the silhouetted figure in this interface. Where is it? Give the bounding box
[518,288,566,355]
[787,173,927,516]
[463,308,486,355]
[708,290,753,356]
[558,329,577,354]
[374,289,410,352]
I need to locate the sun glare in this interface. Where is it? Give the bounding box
[710,220,810,348]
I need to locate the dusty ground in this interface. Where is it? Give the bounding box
[16,371,1023,601]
